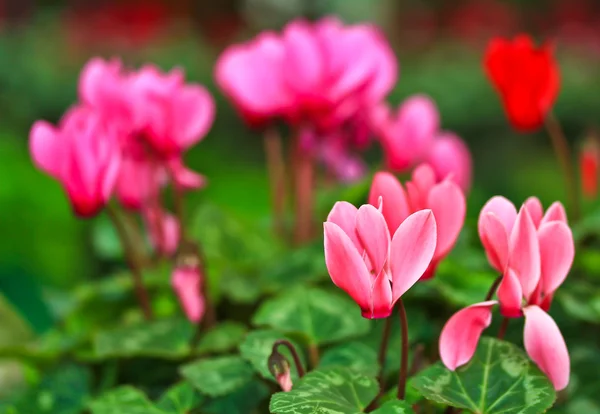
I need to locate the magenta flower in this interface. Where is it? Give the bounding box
[324,201,437,319]
[172,265,205,323]
[371,95,473,191]
[439,197,574,390]
[29,105,121,217]
[369,164,466,280]
[143,207,180,256]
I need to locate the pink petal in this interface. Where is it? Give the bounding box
[524,197,543,228]
[425,132,472,192]
[389,210,437,301]
[172,84,215,150]
[540,202,568,226]
[282,20,324,95]
[427,180,466,260]
[323,222,372,314]
[439,301,496,370]
[276,371,293,392]
[523,305,570,391]
[169,158,206,190]
[368,172,410,235]
[478,196,517,236]
[368,269,393,319]
[144,208,180,256]
[497,268,523,318]
[479,212,510,272]
[411,164,437,195]
[538,222,574,298]
[29,121,65,178]
[326,201,360,249]
[508,208,541,300]
[355,204,390,276]
[172,266,205,323]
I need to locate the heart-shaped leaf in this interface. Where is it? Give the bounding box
[371,400,415,414]
[252,286,369,346]
[319,341,379,377]
[156,382,204,413]
[93,318,194,359]
[180,355,254,397]
[412,337,556,414]
[269,367,379,414]
[239,329,306,382]
[196,321,247,355]
[89,386,162,414]
[203,379,270,414]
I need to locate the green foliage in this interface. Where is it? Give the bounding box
[412,337,556,414]
[196,321,247,355]
[180,356,255,397]
[319,341,379,377]
[269,367,379,414]
[371,400,416,414]
[252,286,370,346]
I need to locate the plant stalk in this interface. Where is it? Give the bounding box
[274,339,305,378]
[397,298,409,400]
[545,113,581,221]
[263,127,287,238]
[291,133,315,245]
[106,205,153,320]
[484,274,503,301]
[497,317,509,340]
[377,316,392,387]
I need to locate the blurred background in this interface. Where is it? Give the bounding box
[0,0,599,335]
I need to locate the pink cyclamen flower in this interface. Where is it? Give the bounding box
[425,132,472,192]
[440,197,574,390]
[369,164,466,280]
[129,64,215,156]
[172,265,205,323]
[29,105,121,217]
[143,207,180,256]
[277,370,293,392]
[324,201,437,318]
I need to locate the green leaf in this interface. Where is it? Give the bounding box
[156,382,204,413]
[89,386,162,414]
[252,286,370,346]
[371,400,416,414]
[180,355,254,397]
[11,364,91,414]
[196,321,247,355]
[239,329,306,382]
[319,341,379,377]
[269,367,379,414]
[557,283,600,323]
[204,379,270,414]
[412,337,556,414]
[93,318,194,359]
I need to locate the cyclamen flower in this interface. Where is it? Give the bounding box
[484,35,559,131]
[580,135,599,199]
[440,197,574,390]
[172,265,205,323]
[324,201,437,318]
[372,96,473,191]
[29,105,121,217]
[369,164,466,280]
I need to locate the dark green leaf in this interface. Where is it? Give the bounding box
[269,367,379,414]
[180,355,254,397]
[371,400,415,414]
[156,382,204,413]
[89,386,162,414]
[319,341,379,377]
[196,321,247,355]
[93,318,194,359]
[12,364,91,414]
[412,337,556,414]
[252,286,370,346]
[239,329,306,382]
[204,379,270,414]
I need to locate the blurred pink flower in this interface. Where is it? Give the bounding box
[29,105,121,217]
[324,202,436,319]
[172,265,205,323]
[440,197,574,391]
[372,95,472,192]
[369,164,466,280]
[276,370,293,392]
[143,207,180,256]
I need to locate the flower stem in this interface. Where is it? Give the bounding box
[308,343,320,368]
[264,128,287,239]
[497,317,509,340]
[377,316,392,387]
[291,133,314,245]
[106,205,153,320]
[484,274,503,301]
[545,113,581,221]
[274,340,305,378]
[397,298,409,400]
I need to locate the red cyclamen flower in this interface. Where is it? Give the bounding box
[369,164,466,280]
[29,105,121,217]
[580,136,599,199]
[484,35,560,132]
[439,196,574,390]
[324,200,437,319]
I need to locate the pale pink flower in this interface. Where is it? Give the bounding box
[171,266,205,323]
